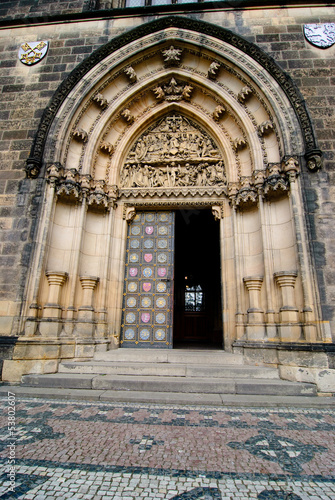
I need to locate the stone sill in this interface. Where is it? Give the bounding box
[233,340,335,353]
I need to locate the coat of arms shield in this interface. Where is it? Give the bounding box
[141,312,151,323]
[129,268,138,277]
[19,41,49,65]
[143,282,152,292]
[304,23,335,48]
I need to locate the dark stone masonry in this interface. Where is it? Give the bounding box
[0,0,334,389]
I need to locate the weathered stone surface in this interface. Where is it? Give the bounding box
[0,2,335,387]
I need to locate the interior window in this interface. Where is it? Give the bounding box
[185,284,204,312]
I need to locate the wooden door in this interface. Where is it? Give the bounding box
[120,211,175,348]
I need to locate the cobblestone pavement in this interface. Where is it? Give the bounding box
[0,396,334,499]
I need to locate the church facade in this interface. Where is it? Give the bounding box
[0,1,334,392]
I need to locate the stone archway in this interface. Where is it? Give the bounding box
[7,16,330,381]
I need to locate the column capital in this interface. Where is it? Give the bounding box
[274,271,297,288]
[45,271,68,287]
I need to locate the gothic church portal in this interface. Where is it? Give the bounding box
[1,15,334,392]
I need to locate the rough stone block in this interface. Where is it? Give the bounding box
[277,349,329,368]
[12,341,60,360]
[2,359,58,382]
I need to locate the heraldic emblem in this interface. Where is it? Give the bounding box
[304,24,335,48]
[19,41,49,65]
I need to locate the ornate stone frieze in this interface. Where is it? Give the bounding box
[212,105,226,122]
[92,93,108,110]
[46,166,118,208]
[208,61,221,79]
[162,45,182,66]
[73,128,88,143]
[126,114,221,165]
[238,86,253,103]
[124,66,137,83]
[228,163,290,207]
[120,162,226,189]
[120,114,225,193]
[119,186,226,199]
[153,78,193,102]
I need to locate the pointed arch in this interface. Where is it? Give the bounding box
[26,15,322,179]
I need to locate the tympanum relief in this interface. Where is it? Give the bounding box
[119,114,226,194]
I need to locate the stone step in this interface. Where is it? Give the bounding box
[94,348,244,365]
[21,373,317,397]
[58,361,279,379]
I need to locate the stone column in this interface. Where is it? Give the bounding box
[25,169,59,336]
[258,193,277,339]
[39,271,68,336]
[243,276,265,340]
[64,177,90,335]
[274,271,301,341]
[78,276,99,322]
[231,201,244,339]
[96,195,117,340]
[283,157,317,341]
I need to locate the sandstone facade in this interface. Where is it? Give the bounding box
[0,0,334,391]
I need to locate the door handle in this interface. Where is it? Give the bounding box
[160,278,171,282]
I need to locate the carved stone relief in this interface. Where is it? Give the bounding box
[162,45,183,66]
[153,78,193,102]
[120,114,226,190]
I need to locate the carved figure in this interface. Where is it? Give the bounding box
[119,114,226,190]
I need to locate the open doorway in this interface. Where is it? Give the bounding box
[173,209,223,349]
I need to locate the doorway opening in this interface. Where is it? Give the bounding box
[173,209,223,349]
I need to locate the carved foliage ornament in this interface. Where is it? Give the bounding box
[153,78,193,102]
[46,164,118,209]
[304,24,335,48]
[162,45,182,65]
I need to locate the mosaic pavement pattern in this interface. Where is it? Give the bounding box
[0,397,334,499]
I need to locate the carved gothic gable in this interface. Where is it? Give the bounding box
[120,114,225,192]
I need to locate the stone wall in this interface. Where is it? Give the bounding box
[0,3,334,339]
